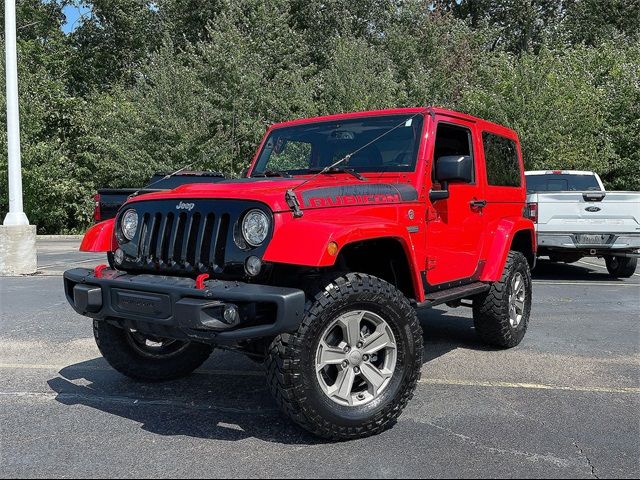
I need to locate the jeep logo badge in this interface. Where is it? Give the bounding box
[585,206,601,212]
[176,201,195,211]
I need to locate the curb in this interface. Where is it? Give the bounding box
[37,235,84,240]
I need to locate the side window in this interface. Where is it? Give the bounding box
[432,123,474,183]
[482,133,521,187]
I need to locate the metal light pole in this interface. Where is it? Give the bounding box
[3,0,28,226]
[1,0,37,275]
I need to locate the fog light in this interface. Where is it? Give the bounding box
[245,256,262,276]
[223,304,240,326]
[113,248,125,266]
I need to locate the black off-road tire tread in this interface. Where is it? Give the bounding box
[473,251,531,349]
[605,256,637,279]
[265,273,423,441]
[93,320,213,382]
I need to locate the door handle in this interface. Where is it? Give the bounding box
[470,200,487,209]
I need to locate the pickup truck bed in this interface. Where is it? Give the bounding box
[94,172,226,221]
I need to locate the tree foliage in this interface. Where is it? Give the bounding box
[1,0,639,233]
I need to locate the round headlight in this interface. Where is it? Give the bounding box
[241,209,270,247]
[121,209,139,241]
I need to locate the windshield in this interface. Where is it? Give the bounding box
[525,174,602,193]
[252,114,424,175]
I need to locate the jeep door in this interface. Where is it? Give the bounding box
[424,117,486,288]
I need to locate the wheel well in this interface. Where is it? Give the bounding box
[511,229,535,268]
[336,238,415,300]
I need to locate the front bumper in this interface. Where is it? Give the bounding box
[63,268,306,344]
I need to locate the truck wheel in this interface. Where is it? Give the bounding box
[605,256,637,278]
[473,251,532,348]
[266,273,423,440]
[93,320,213,382]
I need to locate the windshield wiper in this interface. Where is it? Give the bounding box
[307,167,366,181]
[252,170,292,178]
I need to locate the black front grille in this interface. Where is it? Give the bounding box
[117,199,271,277]
[137,210,230,272]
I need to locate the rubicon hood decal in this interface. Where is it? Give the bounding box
[301,184,418,208]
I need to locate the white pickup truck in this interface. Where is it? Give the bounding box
[525,170,640,278]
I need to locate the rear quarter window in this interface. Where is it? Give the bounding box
[482,132,521,187]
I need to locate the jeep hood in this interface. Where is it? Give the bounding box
[125,177,418,212]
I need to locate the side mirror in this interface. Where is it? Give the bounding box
[435,155,473,184]
[429,155,473,202]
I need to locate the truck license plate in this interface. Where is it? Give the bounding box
[577,234,609,245]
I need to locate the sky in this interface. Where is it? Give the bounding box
[61,3,91,34]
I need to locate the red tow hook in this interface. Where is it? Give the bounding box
[94,264,109,278]
[195,273,210,290]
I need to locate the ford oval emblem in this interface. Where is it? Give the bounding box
[585,206,601,212]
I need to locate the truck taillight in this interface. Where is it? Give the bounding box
[525,202,538,223]
[93,194,101,222]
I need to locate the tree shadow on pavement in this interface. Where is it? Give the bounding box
[46,306,500,443]
[47,355,326,445]
[531,258,622,282]
[418,307,498,363]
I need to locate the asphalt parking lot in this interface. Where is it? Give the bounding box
[1,238,639,478]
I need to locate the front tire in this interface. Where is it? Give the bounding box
[473,251,532,348]
[605,256,637,278]
[94,320,213,382]
[266,273,423,440]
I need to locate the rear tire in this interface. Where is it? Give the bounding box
[473,251,532,348]
[266,273,423,440]
[94,320,213,382]
[605,256,637,279]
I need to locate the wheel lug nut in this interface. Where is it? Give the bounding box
[356,342,363,348]
[343,346,351,353]
[354,366,360,374]
[362,354,369,361]
[341,360,349,368]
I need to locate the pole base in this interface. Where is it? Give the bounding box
[3,211,30,226]
[0,224,37,275]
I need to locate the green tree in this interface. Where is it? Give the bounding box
[77,0,317,183]
[437,0,564,53]
[458,44,640,190]
[0,1,95,233]
[69,0,162,93]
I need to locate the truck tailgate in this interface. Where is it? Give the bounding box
[534,192,640,234]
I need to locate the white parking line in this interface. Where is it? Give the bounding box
[0,391,276,414]
[419,378,640,394]
[532,281,639,287]
[578,260,640,277]
[0,363,264,377]
[38,257,104,269]
[1,363,638,395]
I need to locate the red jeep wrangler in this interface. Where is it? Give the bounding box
[64,107,535,440]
